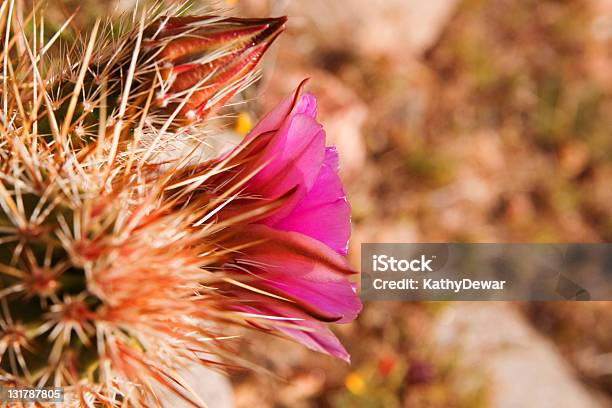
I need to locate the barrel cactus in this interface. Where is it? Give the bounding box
[0,1,360,405]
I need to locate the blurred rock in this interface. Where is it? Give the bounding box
[283,0,459,58]
[435,303,605,408]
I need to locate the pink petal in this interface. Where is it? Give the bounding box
[223,225,361,323]
[233,301,350,362]
[294,92,317,118]
[278,317,350,362]
[245,80,313,140]
[279,322,350,362]
[269,147,351,254]
[258,268,359,324]
[246,114,326,224]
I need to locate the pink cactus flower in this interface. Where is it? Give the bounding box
[242,85,352,255]
[207,82,362,361]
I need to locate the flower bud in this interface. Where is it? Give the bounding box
[146,16,287,122]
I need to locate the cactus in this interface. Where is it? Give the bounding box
[0,1,360,405]
[1,2,285,403]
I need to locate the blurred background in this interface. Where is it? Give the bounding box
[45,0,612,406]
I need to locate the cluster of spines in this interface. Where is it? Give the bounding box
[0,1,286,405]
